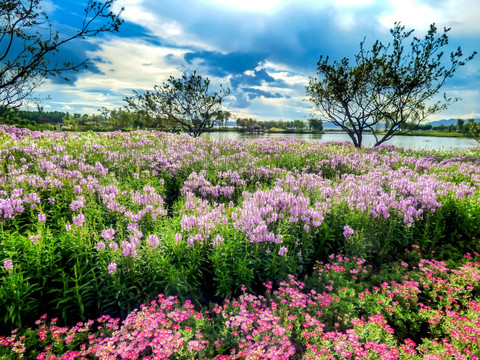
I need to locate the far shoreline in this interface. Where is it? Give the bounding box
[206,127,475,139]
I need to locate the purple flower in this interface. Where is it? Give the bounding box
[3,259,13,272]
[122,241,131,257]
[278,246,288,256]
[147,234,159,249]
[69,196,85,212]
[109,242,118,253]
[174,233,182,243]
[101,228,116,241]
[38,213,46,222]
[73,213,85,227]
[343,225,355,240]
[213,235,224,246]
[97,241,106,251]
[108,263,117,274]
[29,234,41,245]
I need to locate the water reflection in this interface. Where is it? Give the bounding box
[203,131,478,150]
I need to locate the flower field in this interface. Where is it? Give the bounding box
[0,125,480,359]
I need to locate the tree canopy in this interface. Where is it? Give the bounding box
[306,23,476,148]
[125,72,230,137]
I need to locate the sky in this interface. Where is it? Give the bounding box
[30,0,480,122]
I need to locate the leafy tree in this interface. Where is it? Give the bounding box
[306,23,476,148]
[124,92,176,130]
[126,72,230,137]
[468,119,480,143]
[456,118,465,133]
[236,117,246,129]
[216,110,231,127]
[293,119,306,131]
[416,123,432,131]
[308,118,323,132]
[0,0,123,112]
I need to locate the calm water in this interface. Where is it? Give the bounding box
[204,131,479,150]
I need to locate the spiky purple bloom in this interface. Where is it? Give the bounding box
[107,263,117,275]
[3,259,13,272]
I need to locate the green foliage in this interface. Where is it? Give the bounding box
[469,119,480,142]
[307,118,323,132]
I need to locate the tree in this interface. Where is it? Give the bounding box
[308,118,323,132]
[125,72,230,137]
[0,0,123,112]
[124,91,176,130]
[216,110,231,128]
[293,119,306,131]
[468,119,480,143]
[98,107,135,130]
[236,117,246,129]
[306,23,476,148]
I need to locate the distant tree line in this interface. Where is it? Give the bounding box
[0,104,323,133]
[3,104,480,142]
[235,117,323,132]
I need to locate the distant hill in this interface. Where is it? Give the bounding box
[427,118,480,127]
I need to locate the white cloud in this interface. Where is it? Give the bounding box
[116,0,217,50]
[42,0,58,13]
[31,0,479,122]
[379,0,437,30]
[379,0,480,33]
[83,37,187,91]
[207,0,285,12]
[35,36,191,113]
[264,61,311,86]
[332,0,375,6]
[428,88,480,121]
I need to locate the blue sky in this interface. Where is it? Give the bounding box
[33,0,480,122]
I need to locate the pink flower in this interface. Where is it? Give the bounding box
[29,234,41,244]
[38,213,46,222]
[109,242,118,253]
[3,259,13,272]
[213,235,224,246]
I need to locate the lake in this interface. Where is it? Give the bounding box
[204,131,479,150]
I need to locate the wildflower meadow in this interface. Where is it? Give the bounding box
[1,125,480,359]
